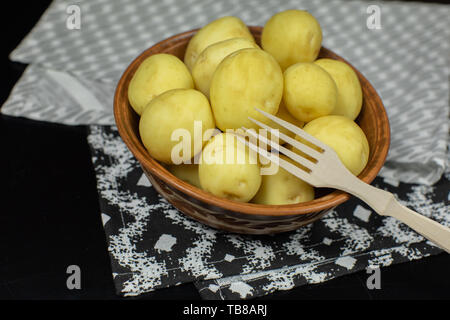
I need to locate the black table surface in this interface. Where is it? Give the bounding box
[1,0,449,300]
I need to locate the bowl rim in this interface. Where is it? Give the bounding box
[114,26,390,217]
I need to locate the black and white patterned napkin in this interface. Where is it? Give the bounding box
[87,125,449,299]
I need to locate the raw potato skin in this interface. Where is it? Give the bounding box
[269,101,304,140]
[199,133,261,202]
[139,89,215,164]
[262,10,322,70]
[184,16,255,71]
[284,62,337,123]
[315,59,363,120]
[210,48,283,131]
[192,38,259,98]
[252,155,314,205]
[261,102,305,151]
[301,115,369,176]
[128,53,193,115]
[168,164,201,189]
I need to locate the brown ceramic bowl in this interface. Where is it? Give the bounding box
[114,26,390,235]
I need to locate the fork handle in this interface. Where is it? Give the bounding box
[337,176,450,253]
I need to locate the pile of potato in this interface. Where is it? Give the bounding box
[128,10,369,206]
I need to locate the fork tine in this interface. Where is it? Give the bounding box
[247,116,323,160]
[242,127,314,171]
[235,134,313,183]
[254,108,328,152]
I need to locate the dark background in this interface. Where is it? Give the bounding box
[1,0,449,300]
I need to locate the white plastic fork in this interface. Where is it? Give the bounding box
[238,108,450,253]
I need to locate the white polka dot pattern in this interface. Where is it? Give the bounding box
[2,0,449,185]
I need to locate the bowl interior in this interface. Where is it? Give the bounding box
[114,26,390,216]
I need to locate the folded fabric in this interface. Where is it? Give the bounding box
[1,65,115,125]
[88,125,449,299]
[3,0,449,185]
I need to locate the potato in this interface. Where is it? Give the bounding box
[252,155,314,205]
[283,63,337,123]
[139,89,215,164]
[184,16,255,71]
[210,48,283,131]
[258,102,305,152]
[268,101,304,140]
[261,10,322,70]
[298,115,369,176]
[128,53,193,115]
[168,164,201,189]
[199,133,261,202]
[192,38,259,98]
[314,59,363,120]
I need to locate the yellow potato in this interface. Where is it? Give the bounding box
[261,10,322,70]
[299,115,369,176]
[192,38,259,98]
[210,48,283,131]
[269,101,304,140]
[184,16,255,71]
[258,102,304,152]
[199,133,261,202]
[252,155,314,205]
[168,164,201,189]
[283,63,337,123]
[139,89,215,164]
[314,59,363,120]
[128,53,193,115]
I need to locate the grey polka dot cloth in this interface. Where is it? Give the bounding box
[2,0,449,185]
[1,0,449,298]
